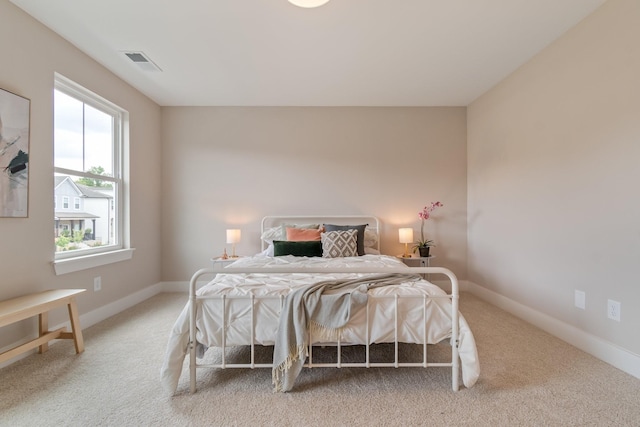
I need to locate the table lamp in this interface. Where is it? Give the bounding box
[399,228,414,258]
[226,229,241,258]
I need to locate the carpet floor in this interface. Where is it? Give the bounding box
[1,292,638,426]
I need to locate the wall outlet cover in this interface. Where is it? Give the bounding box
[607,299,621,322]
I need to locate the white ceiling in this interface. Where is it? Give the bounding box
[11,0,606,107]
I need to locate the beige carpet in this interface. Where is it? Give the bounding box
[1,292,639,427]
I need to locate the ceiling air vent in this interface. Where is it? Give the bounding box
[122,51,162,72]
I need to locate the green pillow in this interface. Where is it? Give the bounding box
[273,240,323,257]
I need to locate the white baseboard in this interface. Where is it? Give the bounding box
[0,283,165,369]
[74,283,165,330]
[160,281,190,293]
[464,280,640,380]
[160,280,210,293]
[431,279,469,293]
[7,279,637,381]
[67,280,196,329]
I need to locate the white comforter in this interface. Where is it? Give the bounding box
[161,254,480,393]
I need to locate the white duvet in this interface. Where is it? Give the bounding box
[161,254,480,393]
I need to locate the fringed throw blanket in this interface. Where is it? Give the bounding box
[272,273,420,392]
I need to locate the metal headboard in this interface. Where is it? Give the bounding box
[261,215,380,251]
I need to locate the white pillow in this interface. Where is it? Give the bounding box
[260,227,282,245]
[363,228,378,248]
[260,244,275,257]
[261,224,321,245]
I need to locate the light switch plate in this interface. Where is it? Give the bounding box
[574,290,585,310]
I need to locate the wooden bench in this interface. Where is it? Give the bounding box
[0,289,86,364]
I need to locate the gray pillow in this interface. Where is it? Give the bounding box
[321,230,358,258]
[323,224,367,256]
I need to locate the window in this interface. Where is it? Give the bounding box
[53,74,132,274]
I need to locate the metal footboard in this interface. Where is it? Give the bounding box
[188,266,459,393]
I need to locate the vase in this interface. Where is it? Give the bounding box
[418,246,430,257]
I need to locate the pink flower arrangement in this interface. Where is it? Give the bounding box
[418,201,443,221]
[415,201,443,250]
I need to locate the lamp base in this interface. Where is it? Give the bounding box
[401,243,412,258]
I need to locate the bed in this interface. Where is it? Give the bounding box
[161,215,480,394]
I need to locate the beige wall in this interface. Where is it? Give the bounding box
[468,0,640,354]
[0,1,162,346]
[160,107,468,281]
[6,0,635,377]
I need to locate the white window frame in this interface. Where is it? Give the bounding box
[52,74,133,275]
[62,196,69,209]
[74,197,81,210]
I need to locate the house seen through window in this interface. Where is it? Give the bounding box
[54,75,127,261]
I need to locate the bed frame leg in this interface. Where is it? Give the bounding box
[189,272,200,394]
[452,338,460,392]
[190,341,197,394]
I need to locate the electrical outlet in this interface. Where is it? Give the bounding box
[574,290,585,310]
[607,299,621,322]
[94,276,102,292]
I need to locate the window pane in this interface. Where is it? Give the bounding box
[54,90,84,170]
[84,104,113,176]
[54,173,115,253]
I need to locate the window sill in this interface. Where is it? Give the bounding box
[53,248,135,275]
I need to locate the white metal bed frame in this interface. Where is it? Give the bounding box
[186,216,461,393]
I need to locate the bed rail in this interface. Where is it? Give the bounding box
[188,266,459,393]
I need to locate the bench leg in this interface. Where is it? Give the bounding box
[38,311,49,354]
[67,299,85,354]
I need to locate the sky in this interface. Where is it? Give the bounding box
[54,90,113,176]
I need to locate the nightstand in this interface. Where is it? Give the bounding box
[397,256,435,280]
[211,257,242,268]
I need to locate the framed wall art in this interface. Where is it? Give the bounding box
[0,88,30,218]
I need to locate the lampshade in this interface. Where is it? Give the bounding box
[398,228,414,244]
[288,0,330,8]
[226,229,241,244]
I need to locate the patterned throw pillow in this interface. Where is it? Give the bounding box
[321,229,358,258]
[323,224,367,255]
